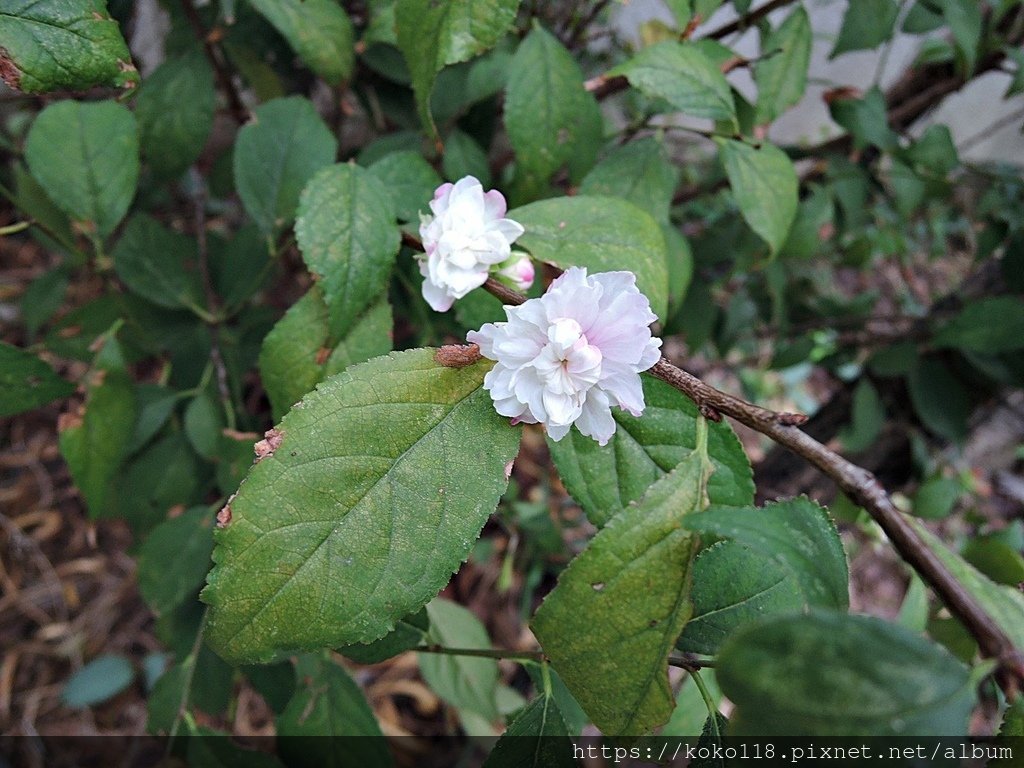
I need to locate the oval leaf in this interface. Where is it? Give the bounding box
[25,100,139,239]
[202,350,521,663]
[0,341,75,417]
[138,507,215,616]
[62,654,136,708]
[234,96,338,238]
[295,163,400,336]
[112,214,204,311]
[247,0,355,84]
[548,377,753,527]
[531,453,706,735]
[510,196,669,321]
[716,138,798,255]
[717,611,976,736]
[0,0,138,93]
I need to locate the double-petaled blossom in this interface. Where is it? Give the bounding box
[467,267,662,446]
[417,176,527,312]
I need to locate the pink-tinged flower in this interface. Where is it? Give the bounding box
[496,252,535,292]
[467,267,662,446]
[418,176,525,312]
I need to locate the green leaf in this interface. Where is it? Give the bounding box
[395,0,520,136]
[609,41,735,123]
[510,196,669,320]
[934,297,1024,354]
[579,138,680,225]
[839,378,885,453]
[247,0,355,84]
[505,24,603,192]
[754,6,811,124]
[907,357,971,443]
[0,0,138,93]
[938,0,982,73]
[829,87,898,151]
[962,536,1024,586]
[913,522,1024,649]
[138,507,215,616]
[442,128,493,187]
[338,608,428,664]
[683,498,849,611]
[912,476,961,519]
[210,225,274,311]
[716,139,797,254]
[277,658,392,768]
[482,689,576,768]
[234,96,338,239]
[184,393,224,460]
[717,611,975,736]
[0,342,75,417]
[135,51,216,178]
[677,541,804,655]
[203,350,521,663]
[114,432,203,534]
[25,100,138,239]
[62,654,136,708]
[831,0,899,57]
[547,377,753,528]
[531,453,706,735]
[295,163,400,336]
[419,598,499,721]
[367,151,442,223]
[112,215,204,311]
[59,366,137,518]
[260,288,393,420]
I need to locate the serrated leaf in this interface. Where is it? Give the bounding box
[367,150,442,223]
[419,598,499,721]
[510,196,669,321]
[755,6,811,124]
[112,215,204,311]
[579,138,680,225]
[505,24,602,193]
[277,658,392,768]
[548,377,753,527]
[831,0,899,57]
[532,453,706,735]
[717,611,975,736]
[202,350,521,663]
[138,507,215,616]
[260,289,392,420]
[234,96,338,239]
[933,297,1024,354]
[683,498,849,610]
[677,541,804,655]
[295,163,400,336]
[247,0,355,84]
[59,367,137,518]
[395,0,520,136]
[25,100,138,240]
[716,139,797,255]
[339,608,428,664]
[0,342,75,417]
[62,654,135,708]
[609,41,735,123]
[135,51,215,178]
[482,689,577,768]
[0,0,138,93]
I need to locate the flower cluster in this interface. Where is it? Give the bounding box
[468,267,662,446]
[417,176,529,312]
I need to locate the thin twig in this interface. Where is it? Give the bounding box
[189,170,235,429]
[479,279,1024,698]
[702,0,800,40]
[415,644,546,663]
[179,0,249,124]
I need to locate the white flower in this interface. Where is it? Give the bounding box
[418,176,526,312]
[467,267,662,446]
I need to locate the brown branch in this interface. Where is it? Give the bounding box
[480,279,1024,698]
[179,0,249,124]
[703,0,801,40]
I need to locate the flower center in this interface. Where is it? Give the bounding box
[534,318,603,397]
